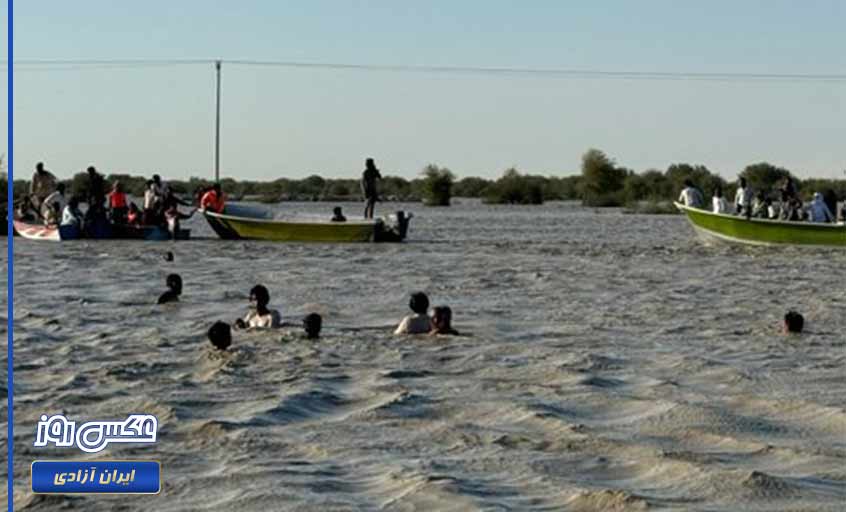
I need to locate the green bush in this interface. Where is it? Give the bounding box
[420,164,455,206]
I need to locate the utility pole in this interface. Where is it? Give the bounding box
[215,60,222,183]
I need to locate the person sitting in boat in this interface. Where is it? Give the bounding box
[734,177,753,216]
[29,162,57,212]
[678,180,704,209]
[808,192,834,223]
[60,197,83,229]
[200,183,226,213]
[43,201,61,226]
[711,186,729,214]
[303,313,322,339]
[751,192,770,219]
[164,202,196,239]
[157,274,183,304]
[331,206,347,222]
[152,173,171,199]
[767,198,778,219]
[395,292,432,335]
[108,181,129,224]
[234,285,281,330]
[126,203,141,226]
[15,195,37,222]
[780,192,802,221]
[41,183,67,222]
[430,306,459,336]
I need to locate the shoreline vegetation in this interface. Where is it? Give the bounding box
[2,149,844,211]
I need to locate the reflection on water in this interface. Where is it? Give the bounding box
[4,200,845,511]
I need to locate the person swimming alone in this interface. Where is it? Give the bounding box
[430,306,459,336]
[208,321,232,351]
[234,284,281,329]
[157,274,183,304]
[395,292,431,335]
[303,313,322,339]
[782,311,804,334]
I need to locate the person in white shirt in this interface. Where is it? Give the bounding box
[678,180,704,208]
[808,192,834,223]
[234,285,281,330]
[734,177,752,215]
[61,197,83,228]
[395,292,432,335]
[712,186,729,214]
[41,183,67,221]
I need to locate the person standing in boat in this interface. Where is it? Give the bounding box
[734,177,753,216]
[678,180,704,209]
[108,181,129,224]
[29,162,58,212]
[61,197,83,230]
[361,158,382,219]
[86,166,106,211]
[200,183,226,213]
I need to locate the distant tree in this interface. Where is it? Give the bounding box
[581,149,627,206]
[740,162,794,194]
[483,168,545,204]
[453,176,491,197]
[420,164,455,206]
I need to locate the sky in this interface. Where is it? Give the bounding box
[0,0,844,181]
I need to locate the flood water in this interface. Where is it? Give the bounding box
[3,200,845,511]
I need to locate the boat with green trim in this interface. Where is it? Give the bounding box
[202,204,411,243]
[675,202,845,247]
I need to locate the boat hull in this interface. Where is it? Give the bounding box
[675,203,846,247]
[202,206,410,243]
[13,220,189,241]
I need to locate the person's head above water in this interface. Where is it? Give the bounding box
[333,206,343,215]
[208,321,232,351]
[431,306,454,332]
[249,285,270,308]
[166,274,183,295]
[409,292,430,315]
[783,311,804,334]
[163,251,174,262]
[303,313,322,339]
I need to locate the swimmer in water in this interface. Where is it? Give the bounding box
[157,274,182,304]
[782,311,804,334]
[303,313,322,339]
[234,284,281,329]
[208,321,232,351]
[163,251,174,262]
[394,292,431,335]
[430,306,459,335]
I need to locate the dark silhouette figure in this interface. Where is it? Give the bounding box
[303,313,322,339]
[208,321,232,351]
[157,274,183,304]
[361,158,382,219]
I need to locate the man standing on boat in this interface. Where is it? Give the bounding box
[29,162,58,212]
[734,177,753,216]
[361,158,382,219]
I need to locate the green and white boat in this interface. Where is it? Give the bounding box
[675,202,846,247]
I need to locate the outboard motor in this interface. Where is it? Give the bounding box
[375,210,413,242]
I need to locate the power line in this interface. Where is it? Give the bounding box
[0,58,844,83]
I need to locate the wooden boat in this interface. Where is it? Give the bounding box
[202,204,411,243]
[13,219,190,242]
[675,202,845,247]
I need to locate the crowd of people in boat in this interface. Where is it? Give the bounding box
[679,176,845,223]
[15,162,226,237]
[154,270,459,350]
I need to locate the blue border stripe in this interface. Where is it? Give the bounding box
[7,0,14,509]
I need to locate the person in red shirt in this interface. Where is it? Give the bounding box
[200,183,225,213]
[108,181,129,224]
